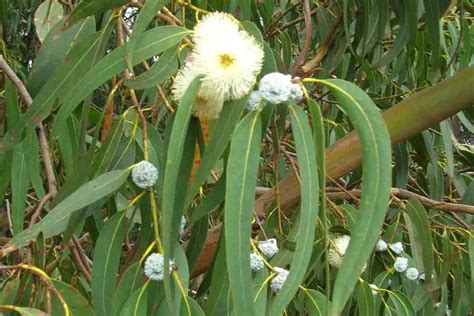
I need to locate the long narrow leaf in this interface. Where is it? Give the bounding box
[224,110,262,316]
[161,77,201,307]
[270,104,319,314]
[315,79,391,314]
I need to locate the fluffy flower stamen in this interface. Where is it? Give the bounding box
[172,12,264,119]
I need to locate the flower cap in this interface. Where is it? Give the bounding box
[132,160,159,189]
[258,72,293,104]
[270,267,289,293]
[258,238,279,258]
[375,239,388,252]
[405,267,419,280]
[250,252,265,271]
[393,257,408,273]
[143,253,173,281]
[258,72,303,105]
[389,242,404,254]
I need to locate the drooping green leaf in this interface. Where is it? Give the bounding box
[91,116,125,175]
[4,169,130,252]
[270,104,319,315]
[92,211,129,316]
[224,110,262,316]
[0,279,20,306]
[316,79,391,315]
[161,77,200,306]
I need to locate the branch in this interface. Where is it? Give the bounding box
[300,11,343,75]
[289,0,312,75]
[327,188,474,215]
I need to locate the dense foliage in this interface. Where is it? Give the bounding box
[0,0,473,315]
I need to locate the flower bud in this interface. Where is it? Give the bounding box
[132,160,159,189]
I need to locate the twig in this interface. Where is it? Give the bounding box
[72,236,92,273]
[300,11,342,75]
[264,3,302,37]
[29,192,53,228]
[126,2,181,26]
[0,264,70,316]
[266,8,318,38]
[68,240,92,282]
[290,0,313,76]
[327,188,474,215]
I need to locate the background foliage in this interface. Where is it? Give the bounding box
[0,0,473,315]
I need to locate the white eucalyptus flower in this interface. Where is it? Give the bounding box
[131,160,159,189]
[393,257,408,273]
[193,26,263,102]
[172,12,263,119]
[193,12,239,41]
[328,235,351,268]
[143,253,173,281]
[270,267,289,293]
[172,64,226,120]
[250,252,264,271]
[257,238,279,258]
[405,267,419,280]
[375,239,388,252]
[389,242,404,255]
